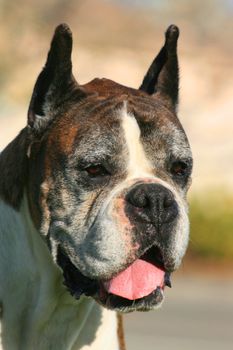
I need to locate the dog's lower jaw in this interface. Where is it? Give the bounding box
[0,197,120,350]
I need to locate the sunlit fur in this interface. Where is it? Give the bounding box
[0,197,119,350]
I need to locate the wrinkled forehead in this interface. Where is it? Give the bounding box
[47,95,191,161]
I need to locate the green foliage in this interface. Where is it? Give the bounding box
[189,192,233,259]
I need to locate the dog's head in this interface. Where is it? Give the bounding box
[26,24,192,312]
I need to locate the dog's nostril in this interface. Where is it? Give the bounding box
[126,188,148,209]
[134,195,148,208]
[163,195,176,209]
[163,201,179,223]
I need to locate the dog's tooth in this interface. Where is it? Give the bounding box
[164,272,172,288]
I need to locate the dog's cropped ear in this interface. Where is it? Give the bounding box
[28,24,85,132]
[139,25,179,111]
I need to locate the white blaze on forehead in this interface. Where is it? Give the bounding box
[121,105,153,178]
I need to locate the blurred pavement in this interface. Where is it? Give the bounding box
[124,276,233,350]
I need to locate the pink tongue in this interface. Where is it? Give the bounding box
[103,259,165,300]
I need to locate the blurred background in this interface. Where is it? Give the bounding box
[0,0,232,349]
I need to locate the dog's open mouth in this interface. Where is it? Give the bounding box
[57,245,171,312]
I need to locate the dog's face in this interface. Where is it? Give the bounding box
[26,24,192,312]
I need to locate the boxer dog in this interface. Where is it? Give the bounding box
[0,24,192,349]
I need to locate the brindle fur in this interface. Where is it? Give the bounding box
[0,23,192,349]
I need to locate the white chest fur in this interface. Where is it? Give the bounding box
[0,198,119,350]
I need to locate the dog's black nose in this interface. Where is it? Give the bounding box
[126,183,178,225]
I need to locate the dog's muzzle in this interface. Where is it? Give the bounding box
[56,182,182,312]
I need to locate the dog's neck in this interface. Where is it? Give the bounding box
[0,195,120,350]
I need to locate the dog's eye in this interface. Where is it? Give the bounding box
[85,164,109,177]
[170,161,188,177]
